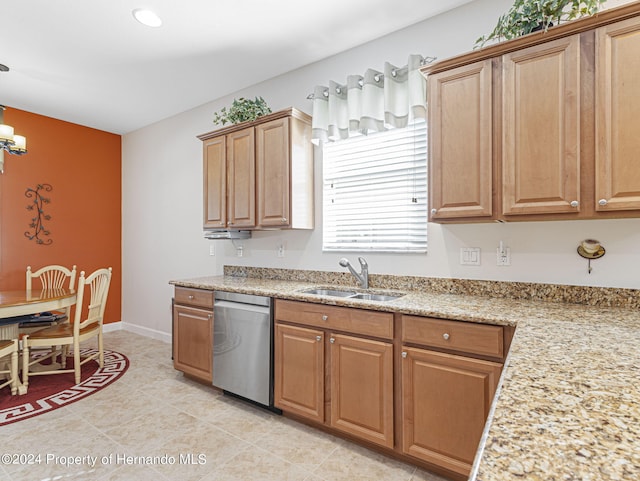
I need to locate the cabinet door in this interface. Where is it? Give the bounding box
[502,35,581,215]
[402,347,502,477]
[428,59,493,220]
[173,304,213,382]
[203,136,226,229]
[226,127,256,228]
[274,323,324,422]
[256,117,290,227]
[330,333,394,448]
[595,17,640,211]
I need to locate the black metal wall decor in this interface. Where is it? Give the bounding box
[25,183,53,245]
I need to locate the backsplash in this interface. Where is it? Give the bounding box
[224,265,640,309]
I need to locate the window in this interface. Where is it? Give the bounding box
[322,120,427,253]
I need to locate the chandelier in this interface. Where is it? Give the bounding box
[0,64,28,173]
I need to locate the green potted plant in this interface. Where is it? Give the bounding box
[475,0,606,48]
[212,96,272,126]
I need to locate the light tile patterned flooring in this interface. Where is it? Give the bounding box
[0,331,450,481]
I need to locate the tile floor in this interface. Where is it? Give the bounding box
[0,331,450,481]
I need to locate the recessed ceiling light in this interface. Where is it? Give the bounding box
[132,8,162,28]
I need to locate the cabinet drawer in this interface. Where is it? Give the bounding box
[275,300,393,340]
[402,315,504,359]
[174,287,214,309]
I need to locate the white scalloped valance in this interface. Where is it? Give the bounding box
[310,54,432,145]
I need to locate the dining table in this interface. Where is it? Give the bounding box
[0,288,77,394]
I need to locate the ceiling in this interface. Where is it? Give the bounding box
[0,0,472,135]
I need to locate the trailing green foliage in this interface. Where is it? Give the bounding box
[212,97,272,126]
[475,0,605,48]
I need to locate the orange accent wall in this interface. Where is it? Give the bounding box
[0,107,121,324]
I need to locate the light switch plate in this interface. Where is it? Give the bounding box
[460,247,481,265]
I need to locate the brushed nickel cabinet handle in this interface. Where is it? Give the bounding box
[443,333,450,340]
[322,315,328,321]
[598,199,608,206]
[401,352,407,358]
[316,336,322,342]
[570,200,579,208]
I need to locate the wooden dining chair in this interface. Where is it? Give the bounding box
[22,267,112,387]
[0,339,19,395]
[26,264,77,321]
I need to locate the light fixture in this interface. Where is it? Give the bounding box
[0,104,28,174]
[132,8,162,27]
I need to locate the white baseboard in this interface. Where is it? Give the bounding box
[103,321,123,333]
[119,322,171,344]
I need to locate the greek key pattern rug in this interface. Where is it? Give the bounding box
[0,349,129,426]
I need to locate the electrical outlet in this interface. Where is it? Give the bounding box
[277,244,285,258]
[460,248,481,265]
[209,245,215,256]
[236,245,243,257]
[497,247,511,266]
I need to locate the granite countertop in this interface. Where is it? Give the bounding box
[170,272,640,481]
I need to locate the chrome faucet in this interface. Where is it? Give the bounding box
[339,257,369,289]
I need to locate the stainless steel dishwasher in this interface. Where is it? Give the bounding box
[213,291,275,408]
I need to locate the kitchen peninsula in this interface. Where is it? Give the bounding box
[171,266,640,481]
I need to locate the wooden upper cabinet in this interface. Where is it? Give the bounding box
[502,35,581,215]
[226,127,256,228]
[428,59,493,220]
[199,108,313,231]
[423,2,640,223]
[257,117,291,227]
[203,136,226,229]
[595,16,640,212]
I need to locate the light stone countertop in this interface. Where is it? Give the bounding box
[170,274,640,481]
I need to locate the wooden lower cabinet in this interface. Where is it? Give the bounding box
[330,333,394,448]
[401,347,503,477]
[274,300,508,480]
[274,323,324,422]
[173,304,213,383]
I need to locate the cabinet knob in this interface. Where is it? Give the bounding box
[570,200,579,208]
[316,335,322,342]
[228,221,234,226]
[598,199,608,206]
[443,333,450,340]
[188,295,194,300]
[401,352,407,358]
[431,208,437,215]
[219,221,224,226]
[282,217,287,223]
[330,338,335,344]
[322,315,328,321]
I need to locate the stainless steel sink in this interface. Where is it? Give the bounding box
[301,287,404,302]
[303,288,357,297]
[350,293,403,302]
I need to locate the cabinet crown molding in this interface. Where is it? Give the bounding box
[197,107,311,141]
[421,0,640,76]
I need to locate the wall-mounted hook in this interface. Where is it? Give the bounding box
[577,239,605,274]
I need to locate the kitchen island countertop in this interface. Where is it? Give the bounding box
[171,274,640,481]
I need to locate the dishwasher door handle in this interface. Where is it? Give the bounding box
[214,300,271,316]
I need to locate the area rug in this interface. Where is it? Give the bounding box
[0,348,129,426]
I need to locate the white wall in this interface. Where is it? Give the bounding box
[122,0,640,340]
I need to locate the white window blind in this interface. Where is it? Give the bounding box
[322,120,427,252]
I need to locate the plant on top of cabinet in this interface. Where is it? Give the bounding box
[212,96,272,126]
[475,0,605,47]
